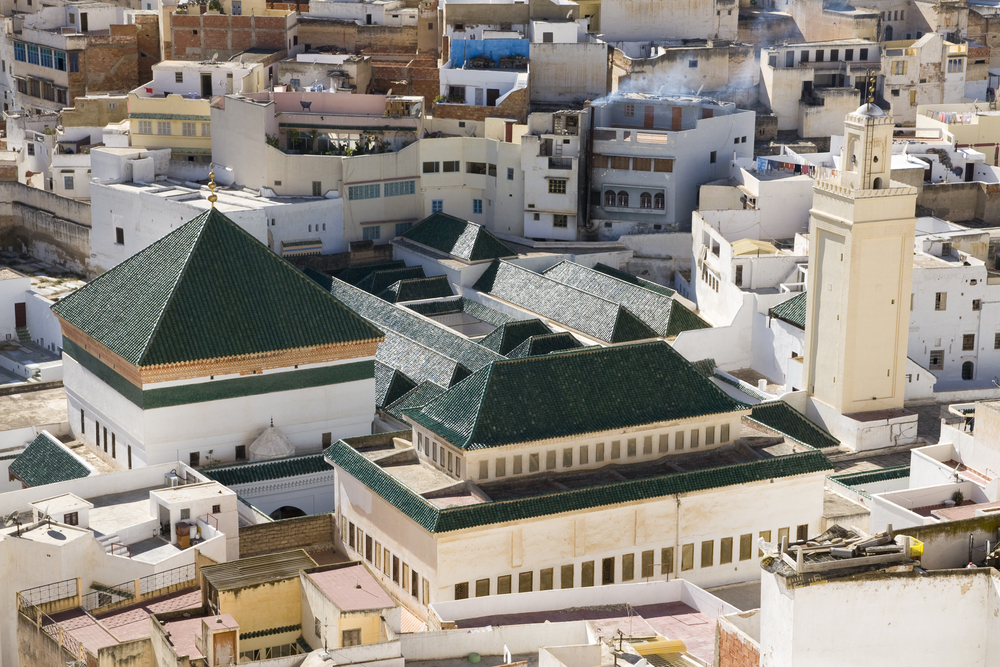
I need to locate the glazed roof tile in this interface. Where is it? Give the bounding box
[335,261,406,285]
[404,298,515,328]
[53,209,382,367]
[401,212,517,262]
[374,361,417,409]
[593,263,676,297]
[505,332,583,358]
[406,341,747,450]
[770,291,807,330]
[749,401,840,449]
[384,381,446,421]
[10,432,90,487]
[377,332,471,388]
[473,261,659,343]
[378,276,454,303]
[355,266,426,294]
[478,319,554,355]
[203,453,330,486]
[543,261,710,337]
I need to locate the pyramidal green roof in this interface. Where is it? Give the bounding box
[770,291,807,330]
[407,340,747,450]
[10,431,91,488]
[594,263,676,297]
[54,209,382,367]
[401,212,517,262]
[506,332,583,358]
[375,361,417,409]
[378,276,454,304]
[478,319,554,355]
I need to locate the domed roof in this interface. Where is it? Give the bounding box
[248,426,295,461]
[854,103,886,118]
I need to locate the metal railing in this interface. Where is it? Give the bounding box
[18,578,77,609]
[81,581,135,612]
[139,563,196,594]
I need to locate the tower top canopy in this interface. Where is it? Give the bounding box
[853,103,886,118]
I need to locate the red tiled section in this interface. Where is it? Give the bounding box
[49,610,120,654]
[633,602,715,664]
[162,615,236,660]
[98,589,202,643]
[307,563,394,611]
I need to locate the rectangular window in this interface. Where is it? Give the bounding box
[467,162,487,174]
[392,556,400,584]
[777,527,790,546]
[432,200,443,213]
[681,544,694,571]
[363,226,381,241]
[720,424,730,442]
[740,534,752,560]
[383,548,391,575]
[815,49,824,62]
[347,523,356,549]
[929,350,944,370]
[529,453,539,472]
[548,179,567,194]
[201,123,210,137]
[513,455,522,474]
[384,180,416,197]
[40,47,52,68]
[661,547,674,575]
[860,48,868,60]
[845,49,854,62]
[540,568,554,591]
[157,121,172,135]
[497,574,512,594]
[829,49,838,61]
[797,524,809,541]
[643,436,652,455]
[710,151,717,164]
[579,445,588,465]
[705,426,715,446]
[111,433,116,458]
[495,457,506,477]
[701,540,714,567]
[64,176,74,191]
[479,460,488,479]
[546,450,556,470]
[14,42,25,62]
[675,431,685,450]
[641,550,654,577]
[447,451,453,472]
[759,530,772,556]
[343,629,361,647]
[974,299,982,311]
[596,442,605,461]
[609,155,630,170]
[563,448,573,468]
[561,564,574,589]
[582,561,595,587]
[137,120,152,135]
[443,160,460,172]
[893,61,906,76]
[64,511,79,526]
[964,334,976,351]
[348,183,380,200]
[994,333,1000,350]
[365,534,373,561]
[602,558,615,585]
[624,103,635,117]
[519,571,533,592]
[473,199,483,214]
[182,122,196,136]
[720,537,733,564]
[659,434,669,453]
[690,429,700,448]
[175,71,184,83]
[27,44,39,65]
[611,440,621,459]
[455,582,469,599]
[507,167,514,180]
[422,161,439,173]
[627,438,636,457]
[553,214,568,228]
[622,553,635,581]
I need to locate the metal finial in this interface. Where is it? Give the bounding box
[208,168,218,208]
[270,417,274,427]
[868,70,875,106]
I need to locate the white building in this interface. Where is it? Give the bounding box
[89,147,346,273]
[306,0,418,25]
[520,109,585,241]
[882,34,968,125]
[588,93,755,239]
[53,207,384,470]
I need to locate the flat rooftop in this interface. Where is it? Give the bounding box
[97,180,327,210]
[0,386,67,433]
[306,562,395,611]
[202,549,317,591]
[163,614,239,660]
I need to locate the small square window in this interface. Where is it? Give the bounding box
[624,103,634,117]
[553,214,568,227]
[235,445,247,460]
[175,71,183,83]
[688,59,697,68]
[212,504,221,514]
[473,198,483,214]
[180,508,190,520]
[507,167,514,180]
[973,299,981,311]
[963,334,975,351]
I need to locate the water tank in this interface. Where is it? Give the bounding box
[176,522,191,549]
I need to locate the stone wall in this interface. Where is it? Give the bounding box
[17,611,78,667]
[917,181,1000,223]
[68,23,148,104]
[0,182,91,275]
[238,513,337,558]
[371,54,438,98]
[296,18,418,55]
[432,86,528,123]
[171,13,293,60]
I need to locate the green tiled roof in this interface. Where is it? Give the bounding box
[401,212,517,262]
[691,358,716,377]
[479,319,554,355]
[204,453,330,486]
[714,372,772,402]
[384,381,446,421]
[474,261,659,343]
[829,465,910,487]
[378,332,471,388]
[506,332,583,358]
[322,277,504,373]
[543,261,711,337]
[378,276,454,303]
[749,401,840,449]
[593,263,676,297]
[407,340,747,450]
[403,297,514,327]
[10,431,90,488]
[356,266,426,294]
[53,209,382,367]
[335,261,406,285]
[326,438,832,533]
[770,291,807,330]
[375,361,417,409]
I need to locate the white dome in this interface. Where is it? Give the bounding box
[248,426,295,461]
[854,103,886,118]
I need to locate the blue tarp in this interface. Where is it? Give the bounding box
[449,39,529,69]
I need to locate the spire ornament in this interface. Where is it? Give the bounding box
[208,168,218,208]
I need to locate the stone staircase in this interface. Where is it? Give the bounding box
[96,533,120,554]
[15,326,30,343]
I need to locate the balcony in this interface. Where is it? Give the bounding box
[548,157,573,170]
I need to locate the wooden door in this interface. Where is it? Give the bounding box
[13,302,25,328]
[643,105,654,129]
[671,107,682,130]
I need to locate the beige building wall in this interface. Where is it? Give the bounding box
[218,578,302,653]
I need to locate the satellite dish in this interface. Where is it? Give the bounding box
[3,511,18,527]
[212,52,219,62]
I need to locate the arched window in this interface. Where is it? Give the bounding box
[617,191,629,208]
[640,192,652,209]
[604,190,616,207]
[883,25,893,41]
[654,193,664,209]
[873,177,882,189]
[962,361,974,380]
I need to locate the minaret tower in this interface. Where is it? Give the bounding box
[802,78,917,415]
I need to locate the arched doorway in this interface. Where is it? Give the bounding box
[962,361,974,380]
[883,25,893,41]
[269,505,307,520]
[873,177,883,189]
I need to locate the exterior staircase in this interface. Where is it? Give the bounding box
[96,533,120,554]
[15,326,30,343]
